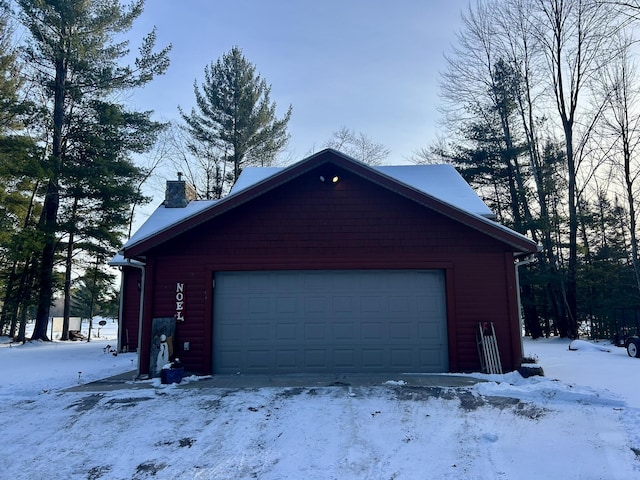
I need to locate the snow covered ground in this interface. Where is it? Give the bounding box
[1,323,639,479]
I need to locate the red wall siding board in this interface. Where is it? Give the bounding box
[134,167,528,374]
[444,267,459,372]
[139,258,155,375]
[447,252,518,371]
[504,251,522,367]
[202,269,214,374]
[120,267,141,352]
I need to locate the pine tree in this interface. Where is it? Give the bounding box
[0,1,43,340]
[0,1,23,130]
[17,0,170,340]
[58,100,158,339]
[180,46,291,195]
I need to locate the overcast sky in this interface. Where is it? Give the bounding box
[127,1,466,165]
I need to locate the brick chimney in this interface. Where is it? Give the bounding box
[165,172,197,208]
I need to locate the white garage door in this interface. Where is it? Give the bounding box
[212,270,448,374]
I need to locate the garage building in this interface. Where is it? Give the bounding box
[114,149,537,376]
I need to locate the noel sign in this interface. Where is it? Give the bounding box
[176,283,185,321]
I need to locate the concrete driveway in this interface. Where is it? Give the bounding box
[65,371,482,392]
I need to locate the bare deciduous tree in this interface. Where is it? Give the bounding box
[531,0,622,337]
[597,33,640,293]
[324,126,390,166]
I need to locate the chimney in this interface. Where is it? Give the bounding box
[165,172,197,208]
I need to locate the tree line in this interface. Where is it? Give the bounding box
[0,1,295,342]
[0,0,171,341]
[426,0,640,338]
[7,0,631,345]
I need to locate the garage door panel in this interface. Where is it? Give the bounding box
[223,274,247,290]
[276,323,297,341]
[389,296,411,313]
[304,273,328,290]
[386,272,414,290]
[361,322,385,341]
[276,350,297,368]
[304,349,327,368]
[390,349,414,368]
[247,350,271,369]
[248,297,271,315]
[415,271,442,288]
[248,275,275,292]
[277,297,297,314]
[333,349,355,368]
[275,274,296,291]
[333,273,356,290]
[247,324,270,341]
[217,349,242,370]
[420,348,447,368]
[220,296,244,316]
[213,270,448,374]
[304,296,327,314]
[358,274,383,290]
[360,296,384,313]
[419,322,445,340]
[333,322,356,341]
[218,323,243,342]
[333,296,354,315]
[304,323,326,341]
[417,295,445,314]
[364,348,390,368]
[390,323,412,340]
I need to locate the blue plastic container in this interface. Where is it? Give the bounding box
[161,367,184,384]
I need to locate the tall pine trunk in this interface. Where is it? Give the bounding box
[61,196,80,341]
[31,37,67,341]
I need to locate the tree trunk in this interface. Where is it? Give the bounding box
[31,33,67,341]
[622,128,640,294]
[12,257,37,342]
[2,180,41,337]
[31,180,58,341]
[522,283,543,338]
[61,196,79,341]
[1,262,19,337]
[517,65,567,335]
[565,126,579,338]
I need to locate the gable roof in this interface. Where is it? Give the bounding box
[121,149,537,257]
[231,164,494,218]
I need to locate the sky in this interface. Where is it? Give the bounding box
[125,1,465,166]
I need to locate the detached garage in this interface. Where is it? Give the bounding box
[114,149,537,377]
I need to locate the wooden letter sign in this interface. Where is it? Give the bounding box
[176,283,185,321]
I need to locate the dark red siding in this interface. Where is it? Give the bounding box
[137,165,526,374]
[119,266,141,352]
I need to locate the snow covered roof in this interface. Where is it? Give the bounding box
[108,253,145,267]
[121,199,217,252]
[231,164,494,219]
[230,167,283,194]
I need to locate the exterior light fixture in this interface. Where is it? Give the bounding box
[319,175,339,183]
